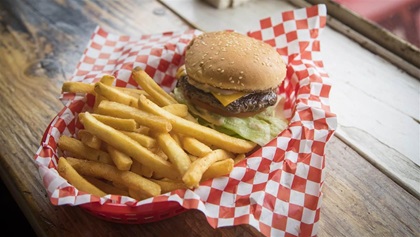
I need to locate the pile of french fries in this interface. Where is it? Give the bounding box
[57,66,257,201]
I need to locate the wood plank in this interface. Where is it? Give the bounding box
[321,136,419,236]
[161,0,420,198]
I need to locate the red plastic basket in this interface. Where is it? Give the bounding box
[38,98,189,224]
[80,201,186,224]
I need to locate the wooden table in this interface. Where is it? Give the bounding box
[0,0,418,236]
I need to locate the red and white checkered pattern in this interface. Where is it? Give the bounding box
[34,4,336,237]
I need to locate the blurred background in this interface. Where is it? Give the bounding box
[333,0,420,48]
[207,0,420,48]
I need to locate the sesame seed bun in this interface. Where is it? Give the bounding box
[184,31,286,92]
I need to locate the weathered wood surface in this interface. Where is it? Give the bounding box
[0,0,418,236]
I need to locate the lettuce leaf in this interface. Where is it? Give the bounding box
[173,88,288,146]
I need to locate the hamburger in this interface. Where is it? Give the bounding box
[173,31,288,146]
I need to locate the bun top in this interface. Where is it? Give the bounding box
[184,31,286,92]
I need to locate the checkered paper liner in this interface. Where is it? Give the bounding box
[34,4,336,237]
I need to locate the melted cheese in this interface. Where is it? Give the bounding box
[211,91,248,106]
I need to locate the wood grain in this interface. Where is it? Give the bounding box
[321,136,419,236]
[0,0,418,236]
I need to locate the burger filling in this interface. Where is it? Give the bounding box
[173,74,288,146]
[176,75,278,117]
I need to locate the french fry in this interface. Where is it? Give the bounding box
[79,112,180,180]
[130,160,153,179]
[57,157,107,197]
[138,95,257,153]
[162,104,189,117]
[129,157,155,178]
[98,74,115,85]
[112,181,129,191]
[73,84,146,99]
[115,87,149,97]
[130,160,143,176]
[182,149,233,188]
[77,129,102,150]
[170,132,181,145]
[132,66,177,106]
[91,113,137,132]
[96,100,172,133]
[106,145,133,171]
[153,131,191,176]
[234,153,246,165]
[115,87,158,104]
[94,75,115,112]
[128,188,151,201]
[201,158,234,182]
[94,82,139,108]
[189,154,198,162]
[58,135,113,165]
[181,136,212,157]
[62,81,94,94]
[65,157,161,198]
[140,164,154,178]
[151,172,165,180]
[119,131,156,148]
[131,67,198,123]
[149,147,169,161]
[150,178,187,193]
[134,126,150,135]
[83,176,129,196]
